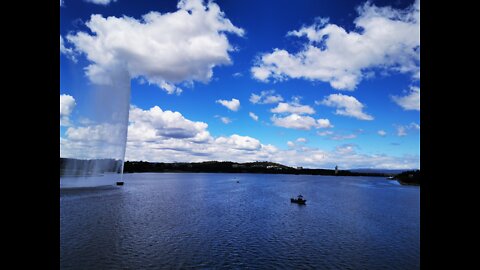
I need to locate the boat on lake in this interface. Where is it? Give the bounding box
[291,194,306,204]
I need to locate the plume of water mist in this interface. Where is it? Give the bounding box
[60,69,131,188]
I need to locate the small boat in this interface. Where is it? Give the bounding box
[116,181,124,186]
[387,176,394,180]
[291,194,306,204]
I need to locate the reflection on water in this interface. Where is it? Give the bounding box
[60,173,419,269]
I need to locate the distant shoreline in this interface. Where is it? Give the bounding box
[396,180,420,186]
[122,161,399,178]
[60,158,418,182]
[123,170,387,176]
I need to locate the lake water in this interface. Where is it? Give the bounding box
[60,173,419,269]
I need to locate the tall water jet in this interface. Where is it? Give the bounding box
[60,0,246,188]
[60,69,131,188]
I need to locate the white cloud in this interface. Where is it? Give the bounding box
[316,129,362,140]
[128,105,210,141]
[61,104,418,169]
[251,0,420,90]
[318,93,373,120]
[85,0,118,6]
[296,137,307,143]
[249,112,259,121]
[317,119,333,128]
[410,122,420,130]
[395,122,419,136]
[123,107,418,169]
[215,135,261,151]
[396,126,407,136]
[216,98,240,111]
[271,114,332,130]
[220,117,231,124]
[233,72,243,77]
[271,102,315,115]
[60,94,76,126]
[331,134,357,140]
[124,106,278,162]
[61,105,210,159]
[249,94,261,104]
[60,36,77,62]
[287,138,308,148]
[392,86,420,111]
[378,130,387,136]
[249,90,284,104]
[317,130,334,136]
[335,144,357,155]
[66,0,244,94]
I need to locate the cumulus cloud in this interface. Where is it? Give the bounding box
[271,101,315,115]
[62,105,210,159]
[271,114,332,130]
[124,106,277,162]
[215,135,261,151]
[274,144,418,169]
[61,104,418,169]
[66,0,244,94]
[120,107,417,169]
[318,93,373,120]
[392,86,420,111]
[85,0,117,5]
[378,130,387,136]
[251,0,420,90]
[60,94,76,126]
[249,90,284,104]
[60,36,77,62]
[249,112,259,121]
[128,105,210,142]
[216,98,240,111]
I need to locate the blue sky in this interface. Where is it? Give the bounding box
[60,0,420,169]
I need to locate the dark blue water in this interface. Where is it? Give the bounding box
[60,173,419,269]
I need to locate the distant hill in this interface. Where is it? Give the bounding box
[122,160,391,177]
[60,157,419,183]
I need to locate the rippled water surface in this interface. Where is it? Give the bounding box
[60,173,419,269]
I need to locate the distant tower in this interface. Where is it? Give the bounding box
[335,165,338,175]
